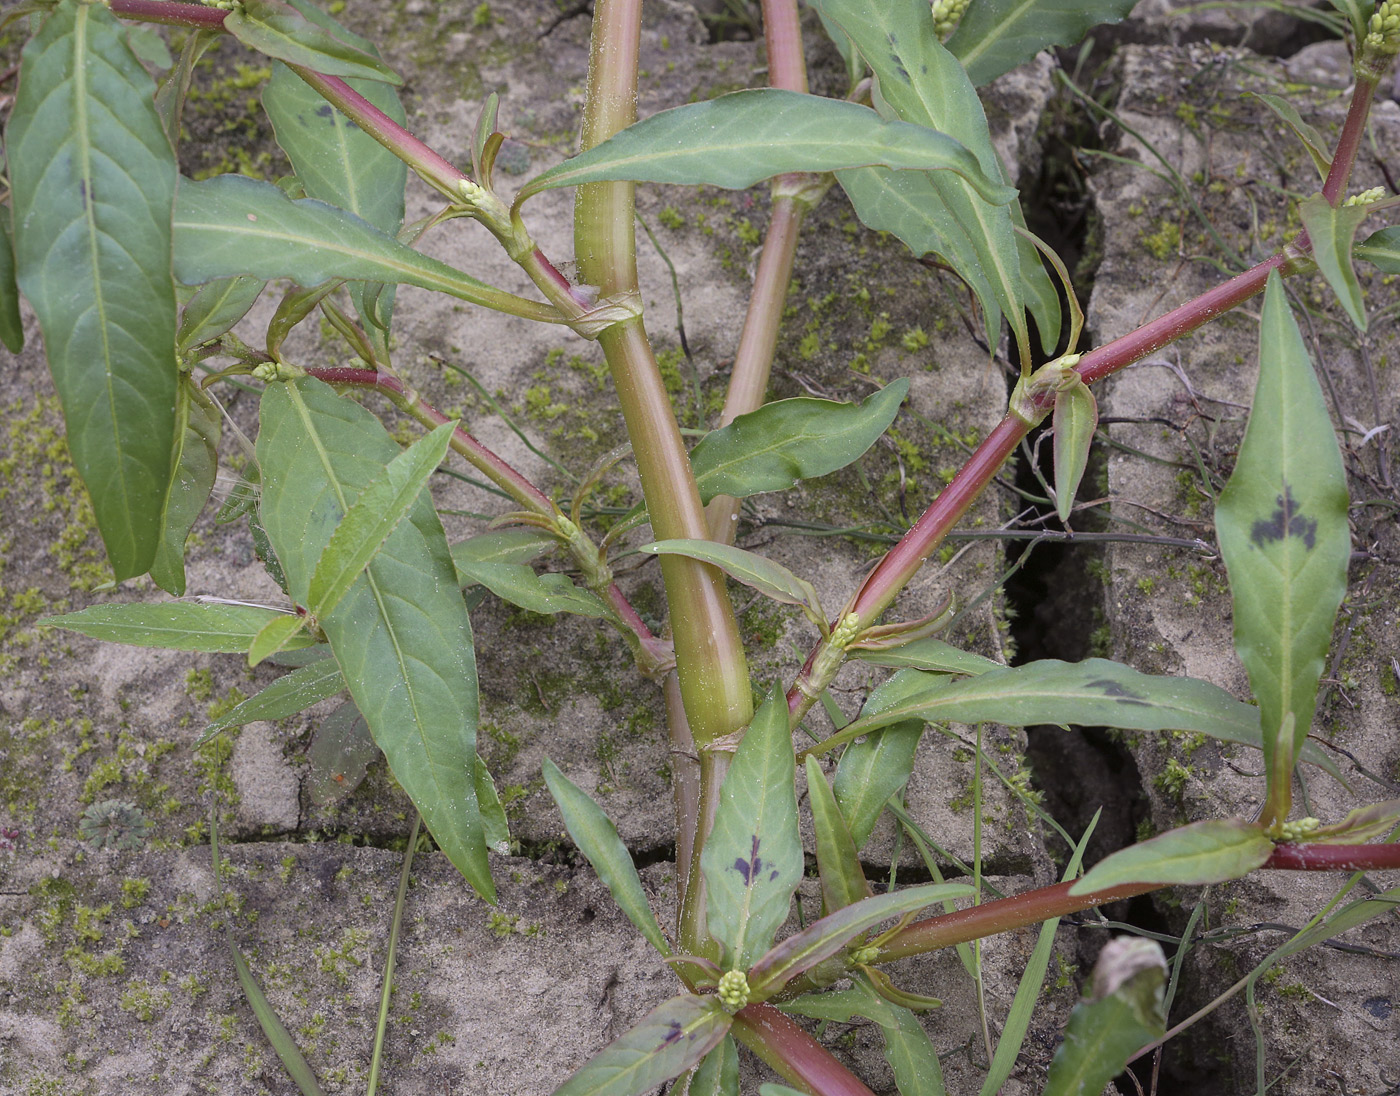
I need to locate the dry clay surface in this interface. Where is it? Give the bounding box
[0,1,1397,1094]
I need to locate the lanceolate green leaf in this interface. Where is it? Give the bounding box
[1070,819,1275,895]
[1250,93,1330,179]
[230,945,328,1096]
[747,882,975,998]
[150,379,221,596]
[683,1036,739,1096]
[812,0,1043,369]
[257,377,492,900]
[1299,196,1369,330]
[8,0,179,581]
[452,558,612,619]
[805,756,871,914]
[1052,377,1097,524]
[689,380,909,501]
[475,756,510,855]
[1214,273,1349,791]
[44,602,320,653]
[451,528,557,567]
[847,637,1000,676]
[550,995,730,1096]
[173,175,561,323]
[1042,939,1167,1096]
[0,212,24,353]
[543,759,672,958]
[306,420,456,620]
[833,720,923,851]
[177,275,266,352]
[198,656,346,744]
[518,89,1014,207]
[224,0,400,85]
[701,688,803,970]
[1355,226,1400,272]
[247,611,309,667]
[642,541,826,633]
[944,0,1139,87]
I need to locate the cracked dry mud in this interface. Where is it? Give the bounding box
[1,2,1398,1094]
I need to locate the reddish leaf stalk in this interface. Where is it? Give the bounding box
[108,0,226,29]
[731,1003,879,1096]
[1320,74,1377,205]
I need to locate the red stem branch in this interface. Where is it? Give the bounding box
[731,1003,878,1096]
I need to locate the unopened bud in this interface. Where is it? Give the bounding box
[716,969,750,1013]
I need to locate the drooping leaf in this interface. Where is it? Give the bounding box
[1070,819,1275,896]
[944,0,1139,87]
[544,759,672,958]
[173,174,561,323]
[1250,93,1330,180]
[1052,376,1097,524]
[847,638,1000,676]
[1299,195,1370,330]
[1355,226,1400,272]
[177,275,266,351]
[518,89,1015,207]
[304,699,378,805]
[805,756,871,915]
[230,945,327,1096]
[452,559,612,619]
[747,882,974,1000]
[198,656,345,744]
[701,688,803,970]
[306,420,456,620]
[8,0,179,580]
[224,0,401,85]
[681,1036,739,1096]
[1042,938,1167,1096]
[833,719,924,851]
[812,0,1044,369]
[642,541,826,634]
[149,378,221,596]
[257,377,492,900]
[43,601,320,653]
[549,995,730,1096]
[0,211,24,353]
[689,380,909,501]
[451,528,558,567]
[1214,273,1349,797]
[474,756,510,855]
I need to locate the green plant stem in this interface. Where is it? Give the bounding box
[731,1002,879,1096]
[303,365,671,670]
[575,0,751,754]
[367,813,420,1096]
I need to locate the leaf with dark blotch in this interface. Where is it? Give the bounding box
[806,756,872,915]
[518,89,1014,207]
[150,379,221,596]
[199,656,345,744]
[548,995,730,1096]
[701,688,803,970]
[1069,819,1274,895]
[9,0,179,580]
[1214,273,1349,794]
[0,212,24,353]
[689,381,909,501]
[944,0,1139,87]
[544,759,672,958]
[747,882,974,1000]
[43,602,320,654]
[257,377,492,900]
[224,0,400,85]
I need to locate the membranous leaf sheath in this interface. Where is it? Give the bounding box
[8,0,179,580]
[1214,273,1349,820]
[256,377,492,900]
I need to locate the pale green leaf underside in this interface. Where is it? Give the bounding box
[690,380,908,501]
[544,760,672,958]
[177,274,266,352]
[199,656,345,743]
[847,638,1001,676]
[1214,273,1349,771]
[224,0,400,85]
[806,755,870,914]
[172,175,560,322]
[520,88,1015,206]
[1356,226,1400,272]
[257,377,492,900]
[701,689,803,970]
[9,0,179,580]
[643,541,825,631]
[1070,819,1275,895]
[1299,195,1369,330]
[452,556,612,619]
[946,0,1139,87]
[44,602,320,653]
[550,995,730,1096]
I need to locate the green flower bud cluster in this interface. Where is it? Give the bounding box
[849,944,880,966]
[829,612,863,650]
[716,969,750,1013]
[931,0,970,40]
[1366,0,1400,53]
[456,179,491,206]
[251,360,302,383]
[1274,816,1321,842]
[1345,186,1388,206]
